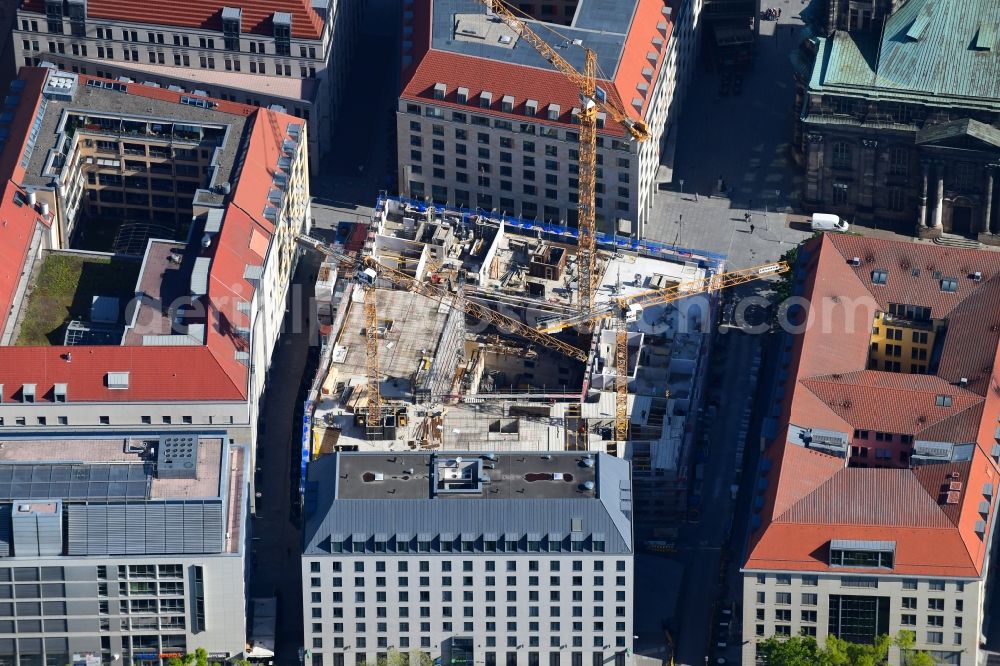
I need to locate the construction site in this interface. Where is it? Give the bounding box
[300,195,784,524]
[297,0,785,527]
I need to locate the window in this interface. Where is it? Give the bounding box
[840,576,880,587]
[833,182,849,204]
[829,595,890,645]
[871,270,888,285]
[888,147,908,177]
[802,594,818,605]
[926,632,943,645]
[832,97,854,115]
[935,395,953,408]
[954,162,976,191]
[775,593,791,605]
[928,598,945,611]
[940,278,958,293]
[886,187,905,211]
[833,143,854,171]
[830,547,893,569]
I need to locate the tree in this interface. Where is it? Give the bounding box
[758,632,935,666]
[408,652,434,666]
[896,631,936,666]
[409,650,434,666]
[756,635,821,666]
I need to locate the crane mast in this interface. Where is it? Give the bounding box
[300,233,787,451]
[362,279,382,438]
[476,0,649,312]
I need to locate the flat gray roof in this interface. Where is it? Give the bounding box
[432,0,639,80]
[303,451,634,555]
[336,452,598,501]
[23,78,247,190]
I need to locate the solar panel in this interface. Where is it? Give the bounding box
[0,464,150,501]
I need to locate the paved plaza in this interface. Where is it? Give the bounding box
[644,1,817,269]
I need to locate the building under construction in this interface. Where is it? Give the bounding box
[301,196,737,522]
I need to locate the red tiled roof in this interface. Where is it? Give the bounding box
[778,467,956,528]
[399,0,672,134]
[0,346,245,402]
[0,69,301,403]
[612,0,674,119]
[827,234,1000,319]
[746,234,1000,578]
[768,436,845,519]
[401,50,627,138]
[20,0,324,39]
[801,371,983,438]
[0,68,50,335]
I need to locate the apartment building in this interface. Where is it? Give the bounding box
[0,67,310,472]
[302,451,634,666]
[742,234,1000,665]
[396,0,702,239]
[12,0,365,172]
[0,433,249,664]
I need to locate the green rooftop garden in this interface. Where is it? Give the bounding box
[16,252,139,346]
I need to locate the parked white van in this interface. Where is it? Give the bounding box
[811,213,849,232]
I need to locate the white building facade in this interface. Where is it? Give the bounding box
[302,452,635,666]
[396,0,703,239]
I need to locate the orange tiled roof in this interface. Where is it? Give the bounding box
[19,0,324,40]
[745,234,1000,578]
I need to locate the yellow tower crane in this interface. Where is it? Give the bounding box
[299,234,787,450]
[296,234,589,408]
[475,0,651,313]
[537,261,790,444]
[358,267,383,438]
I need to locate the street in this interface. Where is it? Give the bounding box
[248,251,322,664]
[631,3,814,664]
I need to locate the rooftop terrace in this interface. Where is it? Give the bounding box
[0,436,225,500]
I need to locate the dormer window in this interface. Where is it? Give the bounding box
[273,12,291,56]
[22,384,36,403]
[222,7,242,51]
[480,91,492,109]
[829,540,895,569]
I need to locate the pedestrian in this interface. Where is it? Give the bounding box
[749,223,755,234]
[744,211,751,223]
